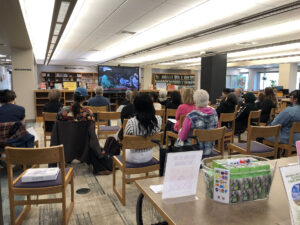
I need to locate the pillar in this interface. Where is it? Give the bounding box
[142,66,152,90]
[278,63,297,91]
[201,54,227,104]
[11,48,37,121]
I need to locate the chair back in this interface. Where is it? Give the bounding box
[42,112,57,132]
[288,122,300,147]
[155,109,164,117]
[86,106,108,114]
[123,119,129,130]
[235,105,239,113]
[166,109,177,119]
[247,110,261,127]
[179,115,185,129]
[219,112,235,124]
[98,111,121,121]
[193,127,226,155]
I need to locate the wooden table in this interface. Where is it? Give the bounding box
[135,157,297,225]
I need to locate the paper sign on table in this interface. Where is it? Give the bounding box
[162,151,203,200]
[213,168,230,203]
[280,164,300,225]
[296,141,300,164]
[150,184,163,194]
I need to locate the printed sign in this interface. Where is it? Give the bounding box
[63,81,77,90]
[213,168,230,203]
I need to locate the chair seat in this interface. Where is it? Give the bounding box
[116,155,159,168]
[99,126,120,131]
[14,168,70,188]
[234,141,273,153]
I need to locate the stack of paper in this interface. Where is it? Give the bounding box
[22,168,60,183]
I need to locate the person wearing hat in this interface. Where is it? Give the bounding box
[57,87,93,121]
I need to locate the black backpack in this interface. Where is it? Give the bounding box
[103,137,121,156]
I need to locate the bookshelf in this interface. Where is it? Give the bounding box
[152,73,195,90]
[40,72,98,90]
[34,90,125,122]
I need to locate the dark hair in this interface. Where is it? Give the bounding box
[150,92,159,103]
[0,89,16,104]
[264,87,277,105]
[170,91,182,105]
[72,92,86,117]
[290,90,300,105]
[243,92,256,104]
[134,93,158,136]
[222,88,232,95]
[258,93,265,102]
[226,92,238,105]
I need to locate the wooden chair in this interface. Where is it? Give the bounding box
[238,110,261,142]
[166,115,185,150]
[263,122,300,157]
[155,109,165,130]
[166,109,177,121]
[228,125,281,158]
[42,112,57,147]
[97,111,121,140]
[86,106,108,135]
[193,127,226,156]
[5,145,74,225]
[112,133,162,205]
[219,113,236,144]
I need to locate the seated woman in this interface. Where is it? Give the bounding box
[0,89,25,122]
[174,88,196,132]
[235,92,257,135]
[216,92,238,117]
[177,89,218,157]
[165,91,182,111]
[56,87,111,175]
[150,92,162,110]
[44,89,62,132]
[267,90,300,145]
[256,87,277,123]
[159,89,168,106]
[124,93,162,163]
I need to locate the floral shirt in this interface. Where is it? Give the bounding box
[57,106,94,122]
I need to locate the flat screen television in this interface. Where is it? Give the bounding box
[98,65,139,92]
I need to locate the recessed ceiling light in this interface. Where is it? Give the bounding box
[236,41,258,46]
[0,54,6,57]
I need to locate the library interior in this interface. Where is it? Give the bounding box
[1,0,300,225]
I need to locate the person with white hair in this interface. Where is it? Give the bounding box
[159,89,168,106]
[177,89,218,156]
[87,86,111,111]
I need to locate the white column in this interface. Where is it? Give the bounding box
[11,48,37,121]
[248,69,256,91]
[142,66,152,90]
[278,63,297,91]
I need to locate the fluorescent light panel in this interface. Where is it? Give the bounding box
[77,0,267,62]
[0,54,6,57]
[123,19,300,63]
[229,51,300,62]
[54,23,62,35]
[57,1,70,23]
[19,0,55,61]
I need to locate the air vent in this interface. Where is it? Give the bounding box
[118,30,136,35]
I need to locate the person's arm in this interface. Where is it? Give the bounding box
[175,105,182,120]
[179,117,192,141]
[20,106,25,121]
[270,108,291,127]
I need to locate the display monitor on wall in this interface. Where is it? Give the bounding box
[98,65,139,92]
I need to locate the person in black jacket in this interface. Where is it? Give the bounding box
[235,92,257,135]
[43,89,62,132]
[216,92,238,117]
[256,87,277,123]
[165,91,181,111]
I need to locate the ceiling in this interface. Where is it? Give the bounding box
[0,0,31,65]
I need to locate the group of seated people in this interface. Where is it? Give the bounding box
[1,85,300,176]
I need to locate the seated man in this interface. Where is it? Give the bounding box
[87,86,111,111]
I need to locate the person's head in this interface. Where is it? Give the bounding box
[48,89,61,102]
[289,90,300,105]
[134,93,158,136]
[150,92,159,103]
[243,92,256,104]
[234,88,242,97]
[95,86,104,96]
[0,89,16,104]
[181,88,194,105]
[159,89,168,101]
[125,90,133,102]
[222,88,232,98]
[264,87,277,105]
[193,89,209,108]
[72,87,89,116]
[130,90,139,104]
[170,91,182,105]
[258,93,265,102]
[226,92,238,105]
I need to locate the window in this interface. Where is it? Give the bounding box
[259,72,279,90]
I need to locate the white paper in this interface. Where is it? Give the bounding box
[213,168,230,204]
[27,127,39,141]
[150,184,163,194]
[162,151,203,200]
[280,165,300,225]
[168,119,176,124]
[22,168,60,183]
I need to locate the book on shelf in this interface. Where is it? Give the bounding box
[39,82,47,90]
[22,168,60,183]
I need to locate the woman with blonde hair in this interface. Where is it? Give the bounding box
[174,88,195,132]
